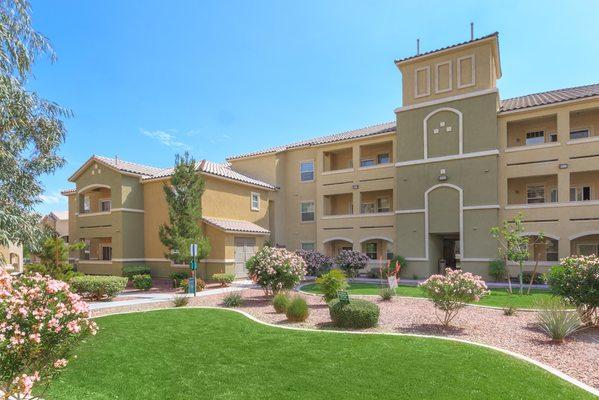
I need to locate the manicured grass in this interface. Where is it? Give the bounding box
[301,282,555,309]
[43,308,593,399]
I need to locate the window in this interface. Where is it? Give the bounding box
[546,239,558,262]
[99,199,111,212]
[549,133,558,142]
[377,197,391,212]
[570,186,591,202]
[360,203,375,214]
[364,242,377,260]
[550,188,558,203]
[526,185,545,204]
[83,239,90,260]
[525,131,545,145]
[300,161,314,182]
[377,153,390,164]
[250,192,260,211]
[301,242,315,251]
[577,243,598,256]
[386,250,394,260]
[347,202,353,214]
[360,159,375,167]
[570,129,590,140]
[101,246,112,261]
[83,195,91,213]
[300,201,315,222]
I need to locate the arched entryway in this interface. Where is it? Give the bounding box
[323,238,353,258]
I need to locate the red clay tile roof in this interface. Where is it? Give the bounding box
[499,83,599,113]
[61,188,76,195]
[202,216,270,235]
[394,32,499,64]
[226,121,396,160]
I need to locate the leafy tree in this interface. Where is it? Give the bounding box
[159,152,210,264]
[0,0,70,252]
[26,236,84,281]
[490,213,545,294]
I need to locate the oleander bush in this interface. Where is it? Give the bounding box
[212,273,235,287]
[295,250,333,276]
[379,287,395,301]
[132,274,152,291]
[536,298,582,343]
[246,246,306,295]
[70,275,128,301]
[328,298,379,328]
[223,292,244,307]
[273,292,291,313]
[315,269,349,302]
[419,268,489,326]
[122,265,151,279]
[548,255,599,326]
[179,277,205,293]
[170,271,190,288]
[335,250,369,278]
[285,296,309,322]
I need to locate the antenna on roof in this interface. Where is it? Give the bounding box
[416,38,420,55]
[470,22,474,40]
[115,155,118,166]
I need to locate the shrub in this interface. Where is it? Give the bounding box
[246,246,306,295]
[379,287,395,301]
[295,250,333,276]
[335,250,369,278]
[212,273,235,287]
[122,264,151,279]
[172,294,189,307]
[419,268,489,326]
[132,274,152,291]
[391,255,408,273]
[536,298,582,343]
[70,275,128,301]
[26,237,84,281]
[170,271,190,288]
[273,292,291,313]
[329,298,380,328]
[0,268,98,398]
[548,255,599,326]
[489,259,506,282]
[223,292,244,307]
[285,296,309,322]
[315,269,348,302]
[179,278,205,293]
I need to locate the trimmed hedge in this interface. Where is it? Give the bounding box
[132,274,152,291]
[328,298,379,328]
[212,273,235,287]
[70,275,128,301]
[122,265,151,279]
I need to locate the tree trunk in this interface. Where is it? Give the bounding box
[518,261,524,295]
[505,255,512,294]
[527,254,540,295]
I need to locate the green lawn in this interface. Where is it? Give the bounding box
[301,282,555,309]
[43,308,593,399]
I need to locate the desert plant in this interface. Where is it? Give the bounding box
[285,296,310,322]
[379,287,395,301]
[0,268,98,398]
[419,268,489,326]
[132,274,152,291]
[223,292,244,307]
[70,275,128,301]
[296,249,333,276]
[246,246,306,295]
[548,255,599,326]
[489,259,506,282]
[172,294,189,307]
[329,298,380,328]
[315,269,349,302]
[179,277,205,293]
[335,250,369,278]
[212,273,235,287]
[503,302,517,316]
[536,298,582,343]
[122,265,151,279]
[273,292,291,313]
[170,271,190,288]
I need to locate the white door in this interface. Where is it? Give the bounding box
[234,237,256,277]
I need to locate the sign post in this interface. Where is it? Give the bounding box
[189,243,198,297]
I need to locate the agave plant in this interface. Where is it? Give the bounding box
[536,298,582,343]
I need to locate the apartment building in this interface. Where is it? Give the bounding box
[64,32,599,280]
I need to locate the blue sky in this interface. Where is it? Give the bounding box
[30,0,599,214]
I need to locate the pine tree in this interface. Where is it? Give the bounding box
[159,152,210,264]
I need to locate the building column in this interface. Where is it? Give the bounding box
[557,110,570,145]
[557,169,570,205]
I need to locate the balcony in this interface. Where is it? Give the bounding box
[567,107,599,145]
[507,174,558,207]
[79,237,112,263]
[359,189,393,215]
[79,186,112,215]
[359,141,393,169]
[323,193,353,216]
[322,147,353,173]
[506,114,558,151]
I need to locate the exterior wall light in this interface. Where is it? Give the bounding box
[559,163,568,169]
[352,184,359,189]
[438,168,448,181]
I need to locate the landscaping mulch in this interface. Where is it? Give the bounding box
[91,288,599,390]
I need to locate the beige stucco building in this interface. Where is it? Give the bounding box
[64,32,599,280]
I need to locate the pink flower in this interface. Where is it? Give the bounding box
[53,359,68,368]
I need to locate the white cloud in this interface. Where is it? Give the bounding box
[39,191,65,205]
[140,129,190,150]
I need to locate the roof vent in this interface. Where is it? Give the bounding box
[470,22,474,41]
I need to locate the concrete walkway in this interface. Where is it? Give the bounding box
[88,279,256,310]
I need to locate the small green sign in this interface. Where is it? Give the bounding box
[190,259,197,271]
[338,291,350,304]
